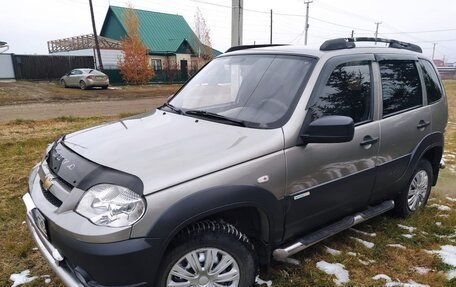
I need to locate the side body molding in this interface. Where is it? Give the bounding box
[146,185,286,244]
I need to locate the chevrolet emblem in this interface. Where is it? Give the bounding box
[42,176,53,191]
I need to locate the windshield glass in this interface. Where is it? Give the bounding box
[169,54,316,128]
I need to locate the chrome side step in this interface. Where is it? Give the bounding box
[273,200,394,260]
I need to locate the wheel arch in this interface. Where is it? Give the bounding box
[408,132,444,186]
[146,185,286,265]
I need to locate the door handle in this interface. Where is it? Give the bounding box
[417,120,431,129]
[360,136,379,146]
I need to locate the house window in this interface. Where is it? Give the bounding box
[151,59,162,71]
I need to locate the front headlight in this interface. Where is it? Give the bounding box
[75,184,146,227]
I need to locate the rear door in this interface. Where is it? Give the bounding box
[284,54,380,238]
[371,55,431,202]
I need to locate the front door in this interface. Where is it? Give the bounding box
[284,55,379,239]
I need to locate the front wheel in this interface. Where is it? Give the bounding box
[158,220,256,287]
[394,159,433,217]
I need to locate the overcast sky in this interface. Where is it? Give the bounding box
[1,0,455,62]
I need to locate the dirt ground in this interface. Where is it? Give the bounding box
[0,81,180,122]
[0,81,180,106]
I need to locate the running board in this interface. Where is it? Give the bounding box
[273,200,394,260]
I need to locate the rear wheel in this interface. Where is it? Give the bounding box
[158,220,256,287]
[101,85,108,90]
[60,79,67,88]
[79,80,87,90]
[394,159,433,217]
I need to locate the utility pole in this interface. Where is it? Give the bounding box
[231,0,243,47]
[351,30,354,38]
[304,0,313,46]
[270,9,273,44]
[374,22,381,45]
[432,43,436,60]
[89,0,103,70]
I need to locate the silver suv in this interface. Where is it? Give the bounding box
[23,38,448,287]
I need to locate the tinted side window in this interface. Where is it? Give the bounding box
[380,60,422,116]
[308,61,372,124]
[419,59,443,104]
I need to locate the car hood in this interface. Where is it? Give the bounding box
[64,110,284,195]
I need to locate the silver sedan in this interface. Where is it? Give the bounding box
[60,68,109,90]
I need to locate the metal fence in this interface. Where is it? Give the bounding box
[104,68,198,84]
[12,54,95,80]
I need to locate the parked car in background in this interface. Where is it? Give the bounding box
[60,68,109,90]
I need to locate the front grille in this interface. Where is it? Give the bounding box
[40,182,62,207]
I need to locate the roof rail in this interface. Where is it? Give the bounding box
[320,37,422,53]
[225,44,287,53]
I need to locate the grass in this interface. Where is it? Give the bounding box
[0,82,455,286]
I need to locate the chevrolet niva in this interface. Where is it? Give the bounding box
[23,38,448,287]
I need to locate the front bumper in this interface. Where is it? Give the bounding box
[24,192,166,286]
[23,193,84,287]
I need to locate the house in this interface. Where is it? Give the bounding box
[433,59,445,67]
[100,6,221,73]
[47,6,222,81]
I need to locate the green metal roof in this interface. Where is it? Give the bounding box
[100,6,222,56]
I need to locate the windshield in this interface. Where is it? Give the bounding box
[169,54,316,128]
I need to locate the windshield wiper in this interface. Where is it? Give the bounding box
[159,103,182,114]
[185,110,246,127]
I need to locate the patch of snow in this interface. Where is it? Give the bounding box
[358,258,375,266]
[446,269,456,280]
[10,270,38,287]
[421,231,429,235]
[438,214,449,218]
[372,274,392,282]
[255,275,272,287]
[387,244,407,250]
[436,222,442,227]
[428,245,456,281]
[430,245,456,267]
[316,261,349,286]
[429,204,451,211]
[350,228,377,237]
[413,267,431,275]
[347,252,357,257]
[32,247,38,251]
[324,246,342,256]
[21,221,25,225]
[402,234,414,239]
[385,280,429,287]
[446,197,456,202]
[44,278,51,284]
[397,224,416,233]
[350,237,375,249]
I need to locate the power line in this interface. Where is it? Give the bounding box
[382,28,456,34]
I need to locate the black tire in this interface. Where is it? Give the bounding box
[101,85,108,90]
[79,80,87,90]
[60,79,67,88]
[394,159,433,217]
[157,220,256,287]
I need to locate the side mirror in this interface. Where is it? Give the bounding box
[300,115,354,144]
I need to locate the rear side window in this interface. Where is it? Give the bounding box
[308,61,372,124]
[380,60,422,117]
[419,59,443,104]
